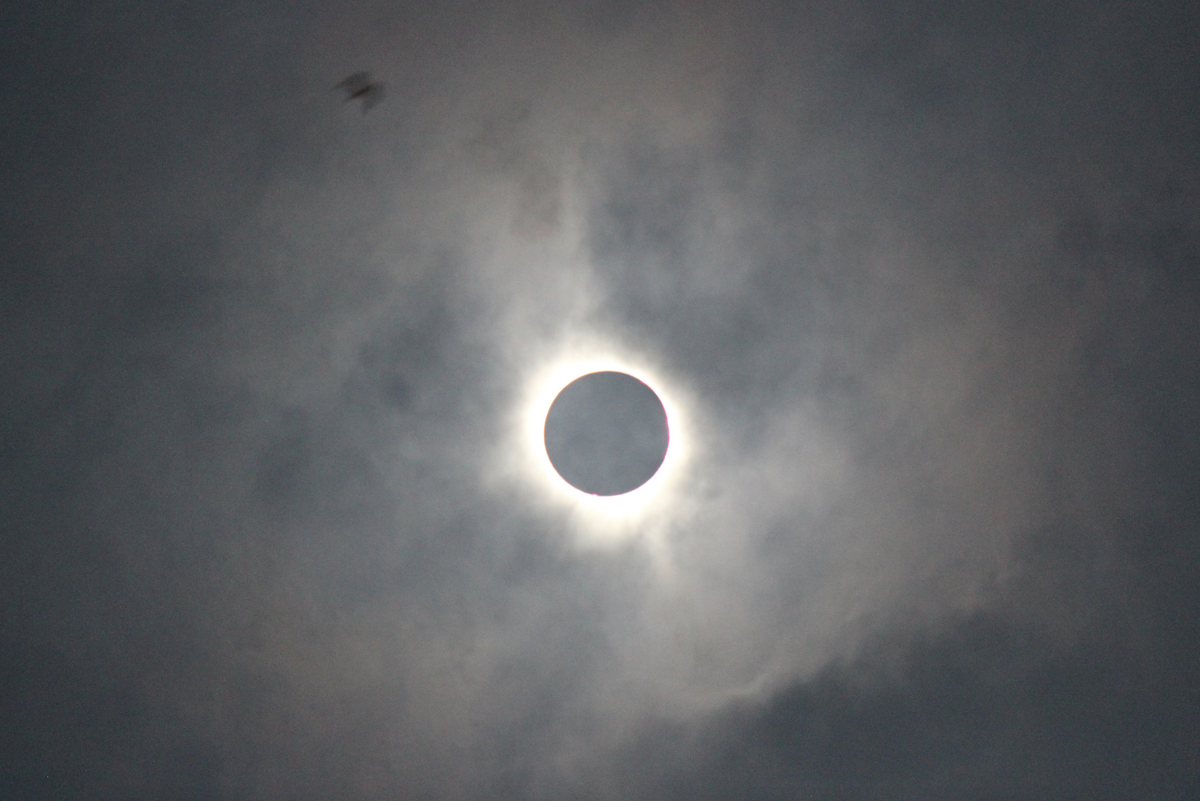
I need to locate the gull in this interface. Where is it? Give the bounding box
[335,71,385,114]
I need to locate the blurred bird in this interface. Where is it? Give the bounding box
[335,71,385,113]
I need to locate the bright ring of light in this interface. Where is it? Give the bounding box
[502,336,695,547]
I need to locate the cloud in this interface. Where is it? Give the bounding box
[2,1,1197,799]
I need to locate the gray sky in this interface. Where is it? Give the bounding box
[2,1,1198,798]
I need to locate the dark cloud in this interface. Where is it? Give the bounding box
[2,1,1198,798]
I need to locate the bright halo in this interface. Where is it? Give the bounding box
[501,334,696,548]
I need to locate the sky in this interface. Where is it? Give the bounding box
[1,1,1198,798]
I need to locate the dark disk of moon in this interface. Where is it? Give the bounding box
[543,371,669,496]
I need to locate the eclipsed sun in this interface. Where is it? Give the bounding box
[503,338,696,546]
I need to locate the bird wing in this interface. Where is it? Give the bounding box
[335,71,372,95]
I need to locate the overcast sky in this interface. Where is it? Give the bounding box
[2,1,1198,799]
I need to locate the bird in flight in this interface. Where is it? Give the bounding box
[335,71,385,113]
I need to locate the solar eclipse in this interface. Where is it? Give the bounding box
[543,371,669,496]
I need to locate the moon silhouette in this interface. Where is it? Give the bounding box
[543,371,669,496]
